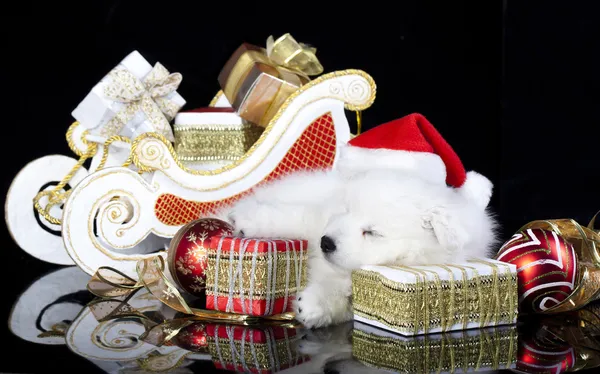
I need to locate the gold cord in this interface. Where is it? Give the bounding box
[356,110,362,135]
[33,122,133,225]
[97,135,133,169]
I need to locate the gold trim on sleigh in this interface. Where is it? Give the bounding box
[131,69,375,177]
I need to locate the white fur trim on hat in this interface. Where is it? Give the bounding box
[335,145,447,185]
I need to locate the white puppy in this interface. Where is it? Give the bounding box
[218,167,498,328]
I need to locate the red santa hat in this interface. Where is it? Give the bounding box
[337,113,493,208]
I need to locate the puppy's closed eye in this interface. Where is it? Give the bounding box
[362,228,382,237]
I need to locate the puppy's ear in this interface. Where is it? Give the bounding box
[421,207,469,252]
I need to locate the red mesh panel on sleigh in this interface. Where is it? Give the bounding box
[155,112,337,226]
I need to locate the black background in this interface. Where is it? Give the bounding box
[1,0,599,372]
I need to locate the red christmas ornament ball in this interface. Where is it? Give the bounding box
[168,218,233,297]
[495,228,578,314]
[173,322,208,353]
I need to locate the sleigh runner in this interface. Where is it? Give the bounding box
[61,69,376,278]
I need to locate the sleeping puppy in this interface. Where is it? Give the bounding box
[219,166,497,328]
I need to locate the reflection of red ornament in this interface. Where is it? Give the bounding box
[496,228,578,314]
[168,218,234,296]
[173,323,208,353]
[517,335,575,374]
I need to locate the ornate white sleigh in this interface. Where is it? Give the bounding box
[61,69,376,278]
[5,121,135,265]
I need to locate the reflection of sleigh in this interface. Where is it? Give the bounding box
[62,69,376,277]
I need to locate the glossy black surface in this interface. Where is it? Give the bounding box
[5,262,600,374]
[3,0,600,372]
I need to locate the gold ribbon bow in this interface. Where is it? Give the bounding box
[266,33,324,77]
[264,34,366,134]
[102,62,183,142]
[518,210,600,314]
[87,256,296,325]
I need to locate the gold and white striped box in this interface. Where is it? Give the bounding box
[352,258,518,336]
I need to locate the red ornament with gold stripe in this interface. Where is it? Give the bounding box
[495,228,578,314]
[168,218,234,297]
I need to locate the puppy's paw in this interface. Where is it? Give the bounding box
[295,290,332,329]
[226,199,272,237]
[294,289,352,329]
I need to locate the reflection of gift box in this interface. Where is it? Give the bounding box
[352,321,517,373]
[205,236,308,316]
[206,324,307,373]
[72,50,186,142]
[352,258,518,336]
[173,107,264,168]
[217,41,310,127]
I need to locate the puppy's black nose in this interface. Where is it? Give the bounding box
[320,236,336,253]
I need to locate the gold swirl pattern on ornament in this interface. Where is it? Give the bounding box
[351,325,517,373]
[130,69,375,176]
[352,262,518,335]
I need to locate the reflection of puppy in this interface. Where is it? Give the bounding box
[278,322,353,374]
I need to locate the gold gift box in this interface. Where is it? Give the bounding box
[352,259,519,336]
[173,107,264,164]
[218,41,311,128]
[352,321,517,373]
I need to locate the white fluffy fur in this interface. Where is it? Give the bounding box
[216,167,498,329]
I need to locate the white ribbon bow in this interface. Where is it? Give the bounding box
[102,62,183,141]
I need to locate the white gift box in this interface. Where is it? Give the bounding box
[352,258,518,336]
[72,50,186,142]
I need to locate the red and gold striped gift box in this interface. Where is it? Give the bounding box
[205,236,308,316]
